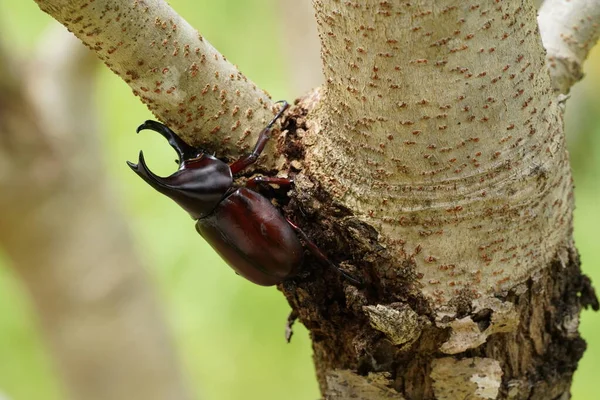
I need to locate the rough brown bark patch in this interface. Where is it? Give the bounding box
[479,245,598,400]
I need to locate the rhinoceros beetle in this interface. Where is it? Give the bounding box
[127,101,360,286]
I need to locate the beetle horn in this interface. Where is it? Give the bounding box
[127,151,228,220]
[136,120,199,163]
[127,151,198,216]
[126,151,177,192]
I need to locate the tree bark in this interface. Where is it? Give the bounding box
[29,0,599,399]
[539,0,600,94]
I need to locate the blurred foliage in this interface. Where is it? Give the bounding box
[0,1,598,400]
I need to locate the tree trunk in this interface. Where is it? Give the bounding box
[30,0,600,399]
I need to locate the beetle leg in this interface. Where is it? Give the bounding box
[229,101,289,174]
[285,218,363,287]
[246,176,293,191]
[136,120,199,162]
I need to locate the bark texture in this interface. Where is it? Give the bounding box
[539,0,600,94]
[309,0,571,305]
[0,28,191,400]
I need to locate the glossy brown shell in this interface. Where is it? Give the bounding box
[196,187,304,286]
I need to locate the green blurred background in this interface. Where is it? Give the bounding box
[0,1,598,399]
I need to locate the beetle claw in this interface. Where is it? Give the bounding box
[136,120,199,163]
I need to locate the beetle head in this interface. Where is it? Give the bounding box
[127,121,233,219]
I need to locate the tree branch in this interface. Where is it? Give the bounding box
[539,0,600,94]
[33,0,281,160]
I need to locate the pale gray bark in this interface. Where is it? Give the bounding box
[539,0,600,93]
[310,0,571,306]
